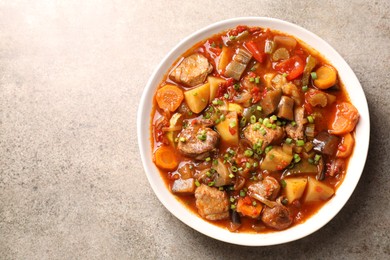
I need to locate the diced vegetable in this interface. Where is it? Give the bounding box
[282,159,319,178]
[273,35,297,49]
[218,46,230,73]
[313,131,341,156]
[274,55,305,81]
[260,146,293,171]
[184,83,210,113]
[264,40,275,54]
[156,84,184,112]
[330,102,360,135]
[245,41,266,63]
[260,88,282,116]
[225,48,252,80]
[236,197,263,218]
[208,76,226,102]
[277,96,294,120]
[154,146,179,170]
[212,158,233,187]
[171,178,196,194]
[304,177,335,203]
[301,55,317,87]
[272,48,290,61]
[166,113,183,144]
[215,111,239,145]
[226,30,249,45]
[314,65,337,89]
[283,178,307,203]
[336,133,355,158]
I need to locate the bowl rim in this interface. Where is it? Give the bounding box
[137,17,370,246]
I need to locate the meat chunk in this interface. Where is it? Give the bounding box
[244,123,285,150]
[170,53,213,87]
[286,107,307,140]
[261,204,293,230]
[248,176,280,201]
[177,125,219,160]
[195,184,229,221]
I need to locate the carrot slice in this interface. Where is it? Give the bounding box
[330,102,359,135]
[154,146,179,170]
[156,84,184,112]
[336,133,355,158]
[314,65,337,89]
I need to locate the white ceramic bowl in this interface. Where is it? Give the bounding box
[137,17,370,246]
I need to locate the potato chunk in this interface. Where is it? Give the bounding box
[208,76,226,102]
[215,111,238,145]
[283,178,307,203]
[184,83,210,113]
[304,177,335,203]
[260,146,293,171]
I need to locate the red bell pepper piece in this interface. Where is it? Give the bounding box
[245,41,266,63]
[274,55,305,81]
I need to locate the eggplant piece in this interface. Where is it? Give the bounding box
[276,96,294,120]
[316,157,326,180]
[260,88,282,116]
[225,48,252,80]
[313,131,341,156]
[228,210,242,232]
[212,158,233,187]
[282,159,319,178]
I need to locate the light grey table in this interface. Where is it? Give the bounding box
[1,0,389,259]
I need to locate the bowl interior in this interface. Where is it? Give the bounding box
[137,17,370,246]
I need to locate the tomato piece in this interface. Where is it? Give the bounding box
[274,55,305,80]
[330,102,360,135]
[245,41,266,63]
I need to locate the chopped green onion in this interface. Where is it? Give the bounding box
[271,124,277,129]
[229,120,237,128]
[231,166,238,173]
[291,121,297,127]
[308,158,314,164]
[197,134,206,141]
[253,124,260,130]
[179,137,186,142]
[246,162,251,168]
[208,181,215,186]
[205,157,211,162]
[266,123,272,128]
[270,115,277,121]
[253,162,259,168]
[314,154,321,162]
[244,149,254,157]
[260,128,266,136]
[294,153,301,163]
[296,140,305,147]
[255,77,260,84]
[240,190,246,197]
[240,117,247,127]
[206,171,212,177]
[213,159,218,166]
[307,115,314,123]
[282,73,288,77]
[286,138,292,144]
[229,35,236,40]
[230,197,235,203]
[311,72,318,80]
[195,180,200,187]
[265,146,273,153]
[257,105,263,111]
[212,99,219,105]
[252,201,257,206]
[249,77,255,82]
[262,118,270,126]
[250,115,257,124]
[230,204,236,210]
[224,93,229,99]
[219,187,224,191]
[280,179,287,188]
[234,83,240,90]
[250,66,256,72]
[258,118,263,123]
[302,85,308,92]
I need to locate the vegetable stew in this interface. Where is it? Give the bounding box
[151,25,359,233]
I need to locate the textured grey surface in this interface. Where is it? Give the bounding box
[0,0,389,259]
